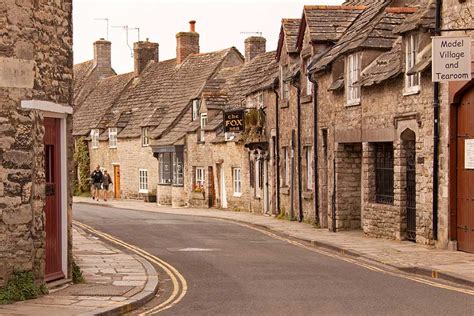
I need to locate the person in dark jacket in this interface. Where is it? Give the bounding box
[101,169,113,201]
[90,165,103,201]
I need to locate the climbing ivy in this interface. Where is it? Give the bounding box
[73,137,90,194]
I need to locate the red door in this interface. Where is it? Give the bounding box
[456,87,474,253]
[44,118,64,281]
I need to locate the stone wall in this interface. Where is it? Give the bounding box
[0,0,73,285]
[89,137,158,200]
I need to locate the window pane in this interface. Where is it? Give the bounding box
[374,143,394,204]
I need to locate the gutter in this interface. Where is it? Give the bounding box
[308,75,320,226]
[273,82,281,216]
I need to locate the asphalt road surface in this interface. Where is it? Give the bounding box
[74,203,474,316]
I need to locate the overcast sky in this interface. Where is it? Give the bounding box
[73,0,344,74]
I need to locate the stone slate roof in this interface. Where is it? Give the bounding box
[296,5,366,49]
[147,48,242,139]
[358,37,402,87]
[73,60,94,99]
[309,3,416,74]
[105,58,178,138]
[393,0,435,34]
[277,18,301,59]
[224,51,279,109]
[73,72,134,136]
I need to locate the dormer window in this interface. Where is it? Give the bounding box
[91,129,100,149]
[200,113,207,142]
[108,128,117,148]
[404,34,420,95]
[346,53,361,106]
[142,127,149,147]
[192,99,199,121]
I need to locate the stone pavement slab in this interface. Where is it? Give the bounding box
[0,225,158,315]
[74,196,474,287]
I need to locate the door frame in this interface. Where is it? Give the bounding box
[22,100,71,280]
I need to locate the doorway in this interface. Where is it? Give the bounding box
[44,117,64,282]
[208,166,216,208]
[113,164,121,199]
[402,129,416,242]
[455,86,474,253]
[219,164,228,208]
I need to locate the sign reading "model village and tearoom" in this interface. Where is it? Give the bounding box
[432,36,472,82]
[224,110,245,133]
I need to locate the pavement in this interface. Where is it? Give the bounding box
[74,196,474,288]
[0,225,158,316]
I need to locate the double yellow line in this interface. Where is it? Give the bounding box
[221,219,474,297]
[73,221,188,315]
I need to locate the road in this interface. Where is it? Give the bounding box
[74,203,474,315]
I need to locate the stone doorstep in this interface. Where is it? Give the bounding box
[74,198,474,289]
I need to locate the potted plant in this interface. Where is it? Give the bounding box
[191,184,205,200]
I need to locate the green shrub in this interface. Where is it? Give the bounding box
[72,261,85,284]
[0,271,48,305]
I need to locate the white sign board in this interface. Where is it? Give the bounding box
[465,139,474,170]
[432,36,472,82]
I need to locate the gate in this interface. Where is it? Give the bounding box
[406,142,416,242]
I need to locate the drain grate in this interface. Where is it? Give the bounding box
[53,284,134,297]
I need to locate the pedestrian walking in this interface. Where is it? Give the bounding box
[90,165,103,201]
[102,169,113,202]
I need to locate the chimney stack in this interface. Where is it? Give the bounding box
[245,36,266,62]
[93,38,112,69]
[176,20,200,64]
[133,39,159,76]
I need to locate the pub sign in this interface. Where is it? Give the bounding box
[224,110,245,133]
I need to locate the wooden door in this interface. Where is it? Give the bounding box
[208,166,215,207]
[114,165,121,199]
[457,87,474,253]
[44,117,64,282]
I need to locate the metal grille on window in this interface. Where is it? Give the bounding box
[375,143,394,204]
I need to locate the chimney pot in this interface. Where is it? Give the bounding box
[189,20,196,32]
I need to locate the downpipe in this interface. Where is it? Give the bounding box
[309,76,320,226]
[273,86,281,216]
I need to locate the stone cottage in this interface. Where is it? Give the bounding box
[0,0,73,284]
[305,0,445,246]
[178,42,279,213]
[73,22,244,201]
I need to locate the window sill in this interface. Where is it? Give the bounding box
[109,146,117,149]
[173,184,184,187]
[280,187,290,195]
[345,99,361,107]
[92,147,99,149]
[403,87,420,96]
[303,191,313,200]
[158,183,172,186]
[301,95,312,104]
[233,193,242,198]
[142,145,150,148]
[139,190,149,194]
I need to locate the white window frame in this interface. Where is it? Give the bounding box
[346,53,361,106]
[305,146,313,190]
[139,169,148,193]
[257,93,264,109]
[108,127,117,148]
[255,160,261,198]
[280,65,289,100]
[142,127,149,147]
[200,113,208,142]
[195,167,205,188]
[283,147,290,187]
[305,57,312,96]
[192,99,199,121]
[233,167,242,197]
[404,34,421,95]
[91,129,100,149]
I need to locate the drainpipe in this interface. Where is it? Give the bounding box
[432,0,442,241]
[273,85,281,216]
[332,157,337,232]
[297,86,303,222]
[309,75,320,226]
